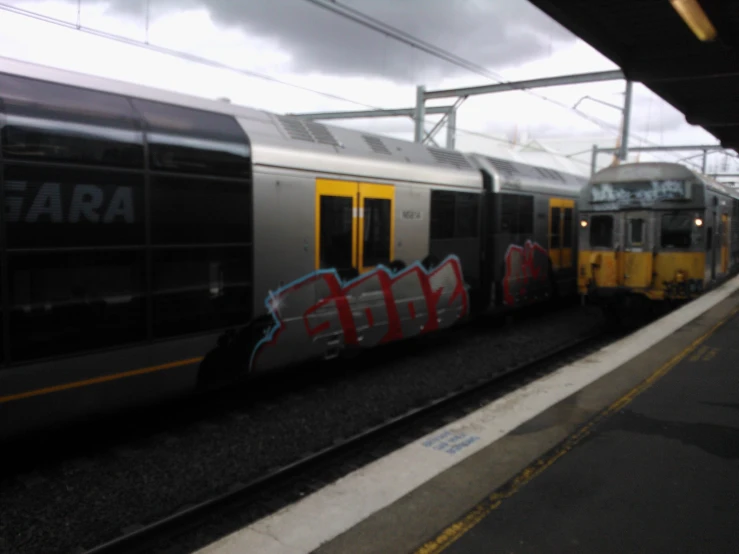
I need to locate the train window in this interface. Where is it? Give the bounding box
[9,249,146,361]
[501,194,516,233]
[146,133,251,177]
[518,195,534,234]
[430,190,479,239]
[661,214,692,248]
[130,99,251,177]
[363,198,391,267]
[130,99,244,140]
[589,215,613,247]
[4,164,145,249]
[152,246,251,338]
[320,196,354,269]
[455,192,479,238]
[430,191,456,239]
[150,175,251,245]
[0,73,145,168]
[628,219,645,247]
[550,208,561,248]
[501,194,533,235]
[563,208,573,247]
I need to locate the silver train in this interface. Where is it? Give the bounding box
[0,56,587,439]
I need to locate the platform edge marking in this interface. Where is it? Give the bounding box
[411,304,739,554]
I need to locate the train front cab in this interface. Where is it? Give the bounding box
[578,208,710,306]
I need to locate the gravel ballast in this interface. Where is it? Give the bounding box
[0,304,604,554]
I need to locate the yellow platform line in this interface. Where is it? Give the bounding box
[413,305,739,554]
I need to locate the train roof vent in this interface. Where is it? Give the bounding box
[303,121,341,147]
[362,134,392,155]
[276,115,315,142]
[534,166,565,182]
[427,147,473,170]
[486,156,519,177]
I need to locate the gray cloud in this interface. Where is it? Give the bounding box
[81,0,575,83]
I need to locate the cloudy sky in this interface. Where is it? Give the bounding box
[1,0,737,177]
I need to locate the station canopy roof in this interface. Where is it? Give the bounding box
[527,0,739,152]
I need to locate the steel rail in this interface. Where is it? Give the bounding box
[81,330,611,554]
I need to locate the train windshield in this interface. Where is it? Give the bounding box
[590,215,613,247]
[661,213,693,248]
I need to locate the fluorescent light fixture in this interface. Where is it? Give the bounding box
[670,0,717,41]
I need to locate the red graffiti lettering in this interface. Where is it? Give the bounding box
[502,240,550,306]
[250,256,468,372]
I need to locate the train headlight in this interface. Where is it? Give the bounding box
[580,219,588,228]
[694,217,703,227]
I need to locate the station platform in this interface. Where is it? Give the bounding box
[197,275,739,554]
[412,298,739,554]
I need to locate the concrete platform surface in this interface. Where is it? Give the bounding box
[417,304,739,554]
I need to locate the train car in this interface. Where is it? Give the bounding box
[0,55,586,440]
[577,162,739,319]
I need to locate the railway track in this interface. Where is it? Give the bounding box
[80,328,623,554]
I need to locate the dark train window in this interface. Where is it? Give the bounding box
[563,207,573,247]
[319,196,354,269]
[152,246,251,337]
[150,175,251,245]
[501,194,533,235]
[146,133,251,177]
[628,219,644,247]
[455,193,479,238]
[430,191,455,239]
[363,198,391,267]
[4,164,145,249]
[130,98,250,177]
[550,208,561,248]
[590,215,613,247]
[430,190,479,240]
[661,213,692,248]
[0,73,144,168]
[9,249,146,361]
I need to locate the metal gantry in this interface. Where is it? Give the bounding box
[413,69,627,152]
[290,69,628,152]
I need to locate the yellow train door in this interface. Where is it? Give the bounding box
[315,179,395,275]
[549,198,575,270]
[358,183,395,273]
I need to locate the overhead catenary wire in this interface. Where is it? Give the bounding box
[0,0,629,139]
[303,0,649,137]
[0,1,733,173]
[301,0,732,169]
[0,1,554,153]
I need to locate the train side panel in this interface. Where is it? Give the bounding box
[0,71,256,439]
[247,175,477,374]
[467,154,584,311]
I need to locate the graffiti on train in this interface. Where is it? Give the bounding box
[502,240,550,305]
[250,255,468,372]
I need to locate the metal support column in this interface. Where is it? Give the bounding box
[446,109,456,150]
[619,80,633,161]
[414,85,426,143]
[702,149,708,173]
